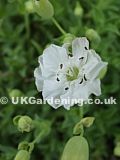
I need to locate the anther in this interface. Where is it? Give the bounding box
[57,77,60,82]
[79,79,83,84]
[65,87,69,90]
[79,57,84,60]
[85,46,88,50]
[60,64,63,69]
[84,74,87,81]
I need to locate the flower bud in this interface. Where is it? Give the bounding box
[18,141,29,151]
[18,141,34,154]
[63,33,75,44]
[114,142,120,157]
[18,116,34,133]
[73,117,95,135]
[80,117,95,128]
[98,66,108,79]
[33,0,54,19]
[13,115,22,126]
[74,2,83,17]
[25,0,34,13]
[61,136,89,160]
[14,150,30,160]
[73,122,84,136]
[9,89,23,98]
[85,29,101,44]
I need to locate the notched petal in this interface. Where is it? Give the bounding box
[72,37,89,57]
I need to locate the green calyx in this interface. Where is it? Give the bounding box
[25,1,35,13]
[63,33,75,44]
[74,2,83,17]
[73,117,95,136]
[66,66,79,81]
[18,141,35,154]
[61,136,89,160]
[18,116,34,132]
[85,28,101,44]
[114,142,120,157]
[33,0,54,20]
[14,150,30,160]
[14,115,34,133]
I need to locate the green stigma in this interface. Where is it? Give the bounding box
[66,66,79,81]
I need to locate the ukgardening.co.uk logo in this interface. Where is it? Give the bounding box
[0,96,117,106]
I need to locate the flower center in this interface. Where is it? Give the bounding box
[66,66,79,81]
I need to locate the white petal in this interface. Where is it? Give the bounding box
[38,55,45,77]
[61,83,89,109]
[60,88,73,110]
[84,50,108,80]
[34,67,43,91]
[42,77,68,109]
[61,79,101,109]
[72,84,89,100]
[72,37,89,58]
[42,44,69,78]
[87,79,101,96]
[62,43,71,55]
[38,55,43,65]
[90,49,101,61]
[87,62,107,80]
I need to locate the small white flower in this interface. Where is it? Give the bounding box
[34,37,108,110]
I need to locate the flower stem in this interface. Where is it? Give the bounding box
[24,13,30,39]
[32,131,45,144]
[79,106,84,119]
[52,17,66,35]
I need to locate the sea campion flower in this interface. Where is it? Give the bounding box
[34,37,108,110]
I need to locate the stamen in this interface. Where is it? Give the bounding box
[79,79,83,84]
[66,66,79,81]
[56,77,60,82]
[66,70,72,76]
[65,87,69,90]
[84,74,87,81]
[60,64,63,69]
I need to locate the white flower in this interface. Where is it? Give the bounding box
[34,37,108,110]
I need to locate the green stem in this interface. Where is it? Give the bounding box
[79,106,84,119]
[52,17,66,35]
[25,13,30,39]
[80,125,84,137]
[32,131,45,144]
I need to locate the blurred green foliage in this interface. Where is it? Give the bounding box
[0,0,120,160]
